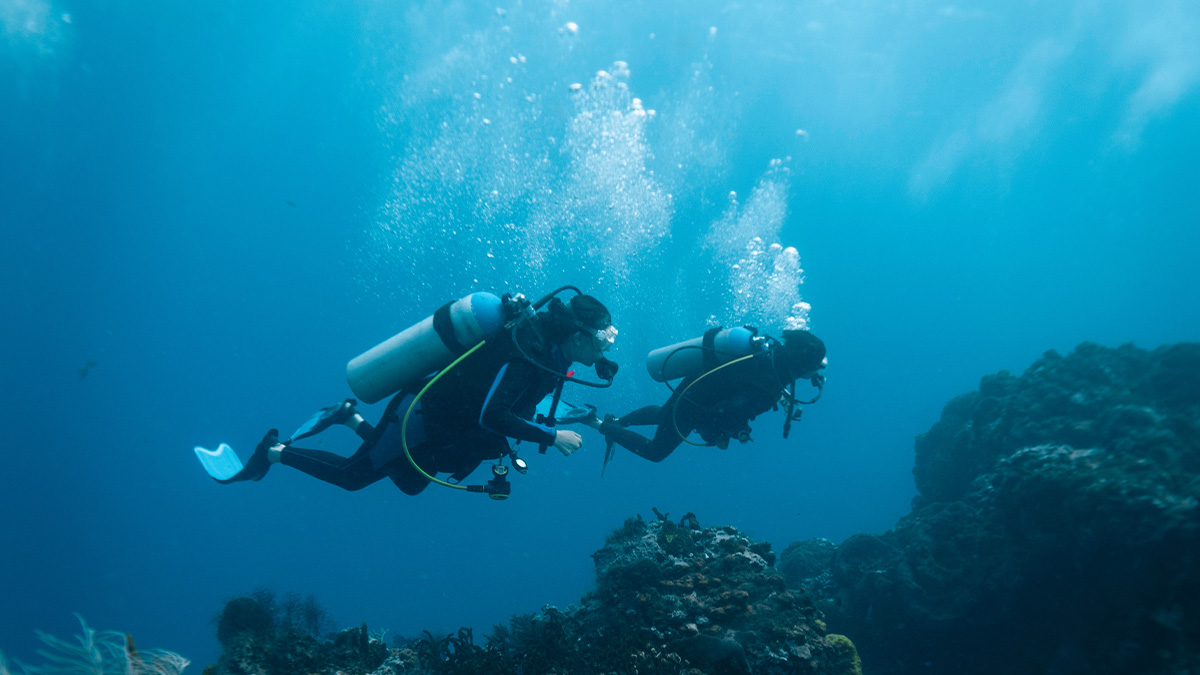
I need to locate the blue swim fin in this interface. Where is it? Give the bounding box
[194,443,244,481]
[557,403,597,425]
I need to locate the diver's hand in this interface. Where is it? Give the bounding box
[553,430,583,456]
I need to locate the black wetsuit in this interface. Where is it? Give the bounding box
[600,351,788,462]
[281,327,566,495]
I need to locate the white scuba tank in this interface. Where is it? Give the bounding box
[346,292,507,403]
[645,326,757,382]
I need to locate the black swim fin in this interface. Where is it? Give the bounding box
[289,399,357,442]
[601,437,616,477]
[215,429,278,484]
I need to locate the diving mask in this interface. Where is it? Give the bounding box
[592,325,618,351]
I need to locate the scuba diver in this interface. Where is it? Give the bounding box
[195,288,619,499]
[560,327,825,469]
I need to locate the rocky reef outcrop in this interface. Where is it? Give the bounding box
[210,589,389,675]
[208,515,861,675]
[781,342,1200,674]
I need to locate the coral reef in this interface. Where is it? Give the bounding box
[207,515,860,675]
[557,514,855,675]
[210,592,387,675]
[780,342,1200,674]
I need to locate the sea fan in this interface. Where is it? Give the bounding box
[1,615,188,675]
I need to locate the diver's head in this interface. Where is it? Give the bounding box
[551,294,615,367]
[777,329,826,380]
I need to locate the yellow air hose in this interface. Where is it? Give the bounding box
[401,341,488,490]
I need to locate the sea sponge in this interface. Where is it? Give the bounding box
[825,633,861,675]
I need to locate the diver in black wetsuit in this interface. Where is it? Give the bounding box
[222,294,617,495]
[563,329,825,464]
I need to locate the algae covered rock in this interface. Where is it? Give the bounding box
[208,516,860,675]
[781,342,1200,675]
[208,593,387,675]
[912,342,1200,506]
[580,515,848,674]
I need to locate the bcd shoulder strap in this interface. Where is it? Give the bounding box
[701,326,722,371]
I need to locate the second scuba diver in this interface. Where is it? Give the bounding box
[561,327,825,470]
[204,289,618,498]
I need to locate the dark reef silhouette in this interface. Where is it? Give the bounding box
[203,341,1198,675]
[208,514,861,675]
[781,342,1200,674]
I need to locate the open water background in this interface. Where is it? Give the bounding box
[3,0,1199,666]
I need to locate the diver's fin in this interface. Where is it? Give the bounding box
[289,399,357,442]
[557,403,597,426]
[194,443,244,482]
[200,430,278,484]
[601,438,616,477]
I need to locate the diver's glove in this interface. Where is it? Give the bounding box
[596,414,623,436]
[596,357,619,381]
[557,404,598,426]
[553,430,584,457]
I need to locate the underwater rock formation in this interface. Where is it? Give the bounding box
[562,515,857,675]
[781,342,1200,674]
[210,590,387,675]
[208,515,860,675]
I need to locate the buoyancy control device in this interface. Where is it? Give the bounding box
[346,292,507,404]
[344,286,618,499]
[645,326,759,382]
[643,325,824,451]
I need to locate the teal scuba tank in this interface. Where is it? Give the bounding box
[346,292,507,403]
[645,326,758,382]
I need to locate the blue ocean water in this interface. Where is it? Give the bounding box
[2,0,1198,666]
